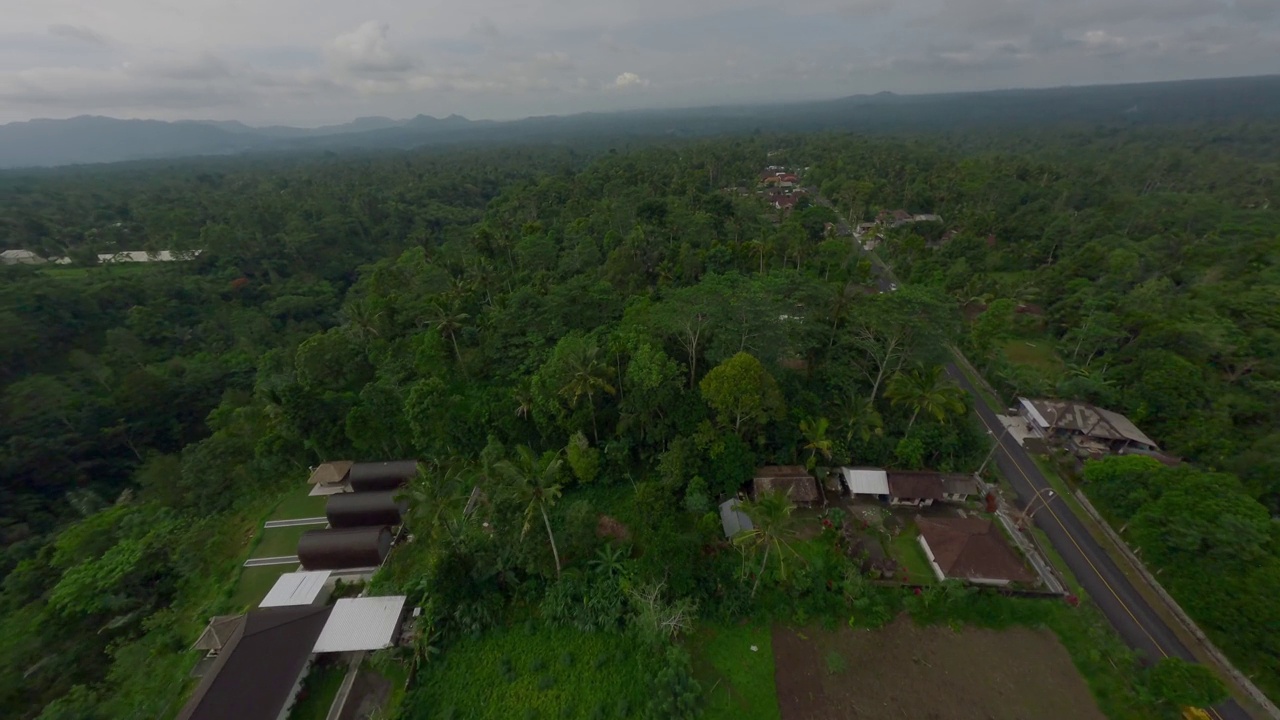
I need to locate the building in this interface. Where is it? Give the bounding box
[840,467,889,500]
[97,249,202,263]
[915,516,1035,586]
[259,571,332,609]
[325,491,407,529]
[177,605,333,720]
[297,526,393,571]
[718,498,754,539]
[752,466,821,506]
[348,460,419,492]
[885,471,980,507]
[307,461,353,496]
[1018,398,1158,457]
[191,615,245,657]
[311,596,408,654]
[0,249,45,265]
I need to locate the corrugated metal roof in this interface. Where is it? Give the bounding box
[841,467,889,495]
[312,596,407,653]
[719,499,754,538]
[259,571,331,608]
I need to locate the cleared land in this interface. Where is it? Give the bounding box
[250,524,312,559]
[771,618,1104,720]
[691,623,780,720]
[228,563,299,609]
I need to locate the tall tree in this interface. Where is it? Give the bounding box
[699,352,785,438]
[885,364,967,431]
[733,490,802,598]
[496,445,566,578]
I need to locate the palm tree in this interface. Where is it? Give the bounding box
[496,445,566,578]
[799,416,834,471]
[885,364,967,431]
[832,395,884,445]
[425,300,469,367]
[733,490,803,599]
[558,340,617,443]
[402,462,470,547]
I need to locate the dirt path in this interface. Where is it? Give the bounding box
[772,618,1104,720]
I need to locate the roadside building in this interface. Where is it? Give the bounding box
[1017,397,1159,458]
[840,467,889,500]
[915,516,1035,586]
[752,466,821,506]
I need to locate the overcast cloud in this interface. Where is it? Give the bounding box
[1,0,1277,125]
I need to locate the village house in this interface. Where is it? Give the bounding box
[718,498,754,539]
[840,468,978,506]
[1017,397,1159,458]
[753,466,821,506]
[0,249,46,265]
[915,516,1035,586]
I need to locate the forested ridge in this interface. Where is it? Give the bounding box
[0,120,1276,718]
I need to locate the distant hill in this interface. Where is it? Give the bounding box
[2,75,1279,168]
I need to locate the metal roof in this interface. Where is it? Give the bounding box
[718,498,754,538]
[312,596,407,653]
[259,571,331,608]
[840,467,889,495]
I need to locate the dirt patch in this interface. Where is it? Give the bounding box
[771,618,1104,720]
[338,666,391,720]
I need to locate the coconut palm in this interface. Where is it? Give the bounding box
[832,394,884,445]
[733,490,803,599]
[799,416,834,471]
[425,300,469,368]
[496,445,566,578]
[402,462,470,547]
[558,340,617,443]
[885,364,967,431]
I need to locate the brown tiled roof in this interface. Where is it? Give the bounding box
[307,461,353,485]
[177,605,333,720]
[886,472,947,501]
[915,516,1034,584]
[753,466,819,503]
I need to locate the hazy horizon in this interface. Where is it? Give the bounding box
[4,0,1278,126]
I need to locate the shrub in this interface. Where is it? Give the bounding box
[824,650,847,675]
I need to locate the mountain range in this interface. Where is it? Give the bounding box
[2,75,1279,169]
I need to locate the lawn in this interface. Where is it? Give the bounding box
[1002,338,1063,374]
[888,527,936,585]
[272,491,329,521]
[227,563,299,609]
[249,524,312,559]
[689,622,780,720]
[412,624,652,719]
[288,659,347,720]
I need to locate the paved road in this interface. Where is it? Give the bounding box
[820,195,1249,719]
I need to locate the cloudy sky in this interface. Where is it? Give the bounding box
[2,0,1277,126]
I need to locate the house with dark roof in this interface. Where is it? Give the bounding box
[752,466,820,506]
[177,605,332,720]
[914,516,1035,586]
[1018,397,1158,458]
[885,471,979,507]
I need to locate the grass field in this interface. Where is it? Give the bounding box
[1002,338,1063,374]
[249,524,312,559]
[227,563,299,609]
[272,491,329,520]
[413,624,652,719]
[289,660,346,720]
[888,527,936,585]
[690,623,780,720]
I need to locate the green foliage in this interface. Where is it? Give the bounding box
[699,352,784,438]
[565,432,601,485]
[1141,658,1228,713]
[688,623,779,720]
[409,626,652,720]
[648,646,702,720]
[823,650,847,676]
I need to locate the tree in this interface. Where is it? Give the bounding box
[799,416,833,470]
[496,445,566,578]
[831,394,883,446]
[699,352,784,438]
[885,364,967,431]
[734,490,803,598]
[557,337,617,443]
[425,300,470,368]
[565,432,601,484]
[402,462,469,547]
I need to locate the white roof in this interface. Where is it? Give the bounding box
[841,467,889,495]
[312,596,407,653]
[259,570,331,608]
[719,498,754,538]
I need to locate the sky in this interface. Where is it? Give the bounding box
[1,0,1277,126]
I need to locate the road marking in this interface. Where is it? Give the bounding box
[971,406,1230,720]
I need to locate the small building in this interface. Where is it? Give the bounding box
[97,249,202,263]
[259,571,332,609]
[307,460,353,496]
[752,466,820,506]
[840,467,889,500]
[1018,398,1158,457]
[177,605,333,720]
[312,596,408,654]
[325,490,407,529]
[0,249,45,265]
[941,475,980,502]
[297,526,393,571]
[915,516,1035,586]
[191,615,244,657]
[348,460,419,492]
[719,498,754,538]
[884,471,979,506]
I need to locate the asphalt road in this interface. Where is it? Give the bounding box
[824,198,1250,719]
